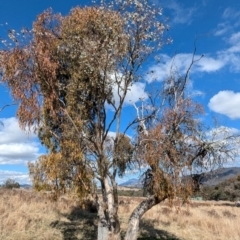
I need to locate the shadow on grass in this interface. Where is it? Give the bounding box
[50,207,181,240]
[50,205,98,240]
[138,219,182,240]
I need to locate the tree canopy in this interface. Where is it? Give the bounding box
[0,1,240,240]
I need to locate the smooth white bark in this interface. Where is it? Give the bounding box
[97,177,121,240]
[125,196,164,240]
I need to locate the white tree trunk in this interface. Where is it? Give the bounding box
[97,202,109,240]
[97,202,121,240]
[124,196,164,240]
[124,217,139,240]
[98,223,109,240]
[97,177,121,240]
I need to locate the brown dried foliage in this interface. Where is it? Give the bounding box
[139,97,205,202]
[0,7,128,202]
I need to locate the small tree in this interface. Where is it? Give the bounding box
[3,178,20,189]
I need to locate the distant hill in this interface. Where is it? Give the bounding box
[201,167,240,186]
[119,178,142,188]
[119,167,240,189]
[20,184,32,189]
[202,172,240,201]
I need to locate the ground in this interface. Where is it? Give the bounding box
[0,188,239,240]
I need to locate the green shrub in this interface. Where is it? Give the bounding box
[209,189,228,201]
[234,183,240,190]
[237,174,240,181]
[2,178,20,189]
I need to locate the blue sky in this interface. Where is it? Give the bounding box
[0,0,240,184]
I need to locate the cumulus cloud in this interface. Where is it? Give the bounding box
[195,56,225,72]
[146,53,225,82]
[0,117,41,165]
[109,73,148,108]
[0,117,35,144]
[147,29,240,83]
[0,170,30,184]
[208,91,240,119]
[0,143,39,165]
[123,82,148,104]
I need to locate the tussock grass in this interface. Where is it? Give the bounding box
[0,188,93,240]
[0,189,240,239]
[119,198,240,240]
[0,188,60,239]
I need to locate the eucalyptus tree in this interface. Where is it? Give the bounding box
[0,1,166,239]
[125,56,240,239]
[1,0,239,239]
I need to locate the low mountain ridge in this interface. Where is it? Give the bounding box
[201,167,240,186]
[119,167,240,188]
[119,178,142,188]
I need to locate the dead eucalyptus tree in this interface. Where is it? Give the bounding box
[124,53,240,239]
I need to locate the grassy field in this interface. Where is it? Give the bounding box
[0,188,240,240]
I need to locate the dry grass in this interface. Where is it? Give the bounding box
[0,189,240,239]
[0,188,97,240]
[119,197,240,240]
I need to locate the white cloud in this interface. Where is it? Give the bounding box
[214,26,229,36]
[0,143,39,165]
[106,131,131,143]
[229,32,240,45]
[163,0,196,25]
[110,73,148,107]
[107,131,117,139]
[215,32,240,71]
[0,117,35,144]
[146,53,225,82]
[0,117,41,165]
[195,55,225,72]
[185,80,205,98]
[222,8,240,20]
[214,7,240,36]
[0,170,30,184]
[191,90,205,97]
[147,29,240,83]
[208,91,240,119]
[213,7,240,70]
[124,82,148,104]
[205,126,240,167]
[207,126,240,138]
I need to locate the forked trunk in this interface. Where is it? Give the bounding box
[97,177,121,240]
[98,220,121,240]
[97,211,121,240]
[124,196,165,240]
[97,205,121,240]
